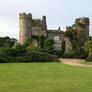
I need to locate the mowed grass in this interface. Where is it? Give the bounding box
[0,62,92,92]
[81,62,92,65]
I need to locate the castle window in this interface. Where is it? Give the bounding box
[53,36,60,41]
[32,39,38,46]
[53,44,61,51]
[34,31,38,35]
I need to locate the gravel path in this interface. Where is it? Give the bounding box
[59,58,92,68]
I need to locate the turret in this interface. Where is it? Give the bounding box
[75,17,89,41]
[19,13,32,44]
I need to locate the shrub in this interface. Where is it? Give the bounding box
[25,51,58,62]
[44,39,54,54]
[86,49,92,61]
[71,47,87,59]
[83,40,92,54]
[5,45,27,57]
[27,45,41,52]
[61,47,87,59]
[39,35,46,48]
[86,55,92,61]
[61,54,73,58]
[0,52,9,63]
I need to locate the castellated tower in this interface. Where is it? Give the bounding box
[19,13,32,45]
[75,17,89,41]
[19,13,47,45]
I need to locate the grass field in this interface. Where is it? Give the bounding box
[0,62,92,92]
[81,62,92,65]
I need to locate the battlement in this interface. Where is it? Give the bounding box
[33,16,46,21]
[19,12,32,19]
[75,17,89,25]
[66,26,74,30]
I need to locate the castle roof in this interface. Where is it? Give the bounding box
[47,30,63,34]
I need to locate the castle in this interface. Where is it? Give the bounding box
[19,13,89,54]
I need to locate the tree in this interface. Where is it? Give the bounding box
[83,40,92,54]
[0,36,17,47]
[89,36,92,40]
[5,44,27,57]
[44,39,54,54]
[83,40,92,61]
[39,35,46,48]
[24,37,32,47]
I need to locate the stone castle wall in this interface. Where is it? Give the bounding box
[66,17,89,42]
[19,13,47,45]
[75,18,89,41]
[19,13,32,44]
[19,13,89,54]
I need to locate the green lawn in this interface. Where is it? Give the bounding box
[0,62,92,92]
[81,62,92,65]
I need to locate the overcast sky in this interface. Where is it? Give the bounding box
[0,0,92,40]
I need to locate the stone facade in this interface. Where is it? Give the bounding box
[47,28,64,51]
[19,13,47,45]
[76,18,89,41]
[19,13,89,54]
[66,17,89,42]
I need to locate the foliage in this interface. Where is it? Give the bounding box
[82,40,92,61]
[71,47,87,59]
[0,36,57,63]
[0,52,9,63]
[39,35,46,48]
[24,37,32,47]
[86,49,92,61]
[61,41,66,54]
[24,51,57,62]
[44,39,54,54]
[4,44,27,57]
[27,45,40,51]
[64,29,78,49]
[57,41,66,57]
[64,27,90,59]
[64,30,73,40]
[86,55,92,61]
[0,36,17,48]
[61,47,87,59]
[83,40,92,54]
[89,36,92,40]
[32,35,39,41]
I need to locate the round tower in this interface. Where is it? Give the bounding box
[75,17,89,41]
[19,13,32,45]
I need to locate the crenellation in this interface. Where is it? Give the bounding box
[19,13,32,20]
[75,17,89,25]
[19,12,90,53]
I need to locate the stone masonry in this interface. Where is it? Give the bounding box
[19,13,89,54]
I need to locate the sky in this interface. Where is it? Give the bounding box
[0,0,92,40]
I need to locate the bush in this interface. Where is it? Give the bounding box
[25,51,58,62]
[0,38,57,63]
[27,45,41,52]
[0,47,58,63]
[71,47,87,59]
[86,49,92,61]
[39,35,46,48]
[61,47,87,59]
[86,55,92,61]
[0,52,9,63]
[4,45,27,57]
[61,54,73,58]
[44,39,54,54]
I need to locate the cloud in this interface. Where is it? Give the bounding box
[0,0,91,39]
